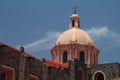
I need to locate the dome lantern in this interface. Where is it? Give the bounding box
[69,9,80,29]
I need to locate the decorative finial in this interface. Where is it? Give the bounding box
[74,6,77,14]
[19,46,25,53]
[41,58,45,62]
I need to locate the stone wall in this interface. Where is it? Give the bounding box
[69,58,88,80]
[0,45,45,80]
[91,63,120,80]
[0,45,20,80]
[0,45,70,80]
[25,57,43,80]
[46,65,69,80]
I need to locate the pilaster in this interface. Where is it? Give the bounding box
[42,61,49,80]
[0,60,2,72]
[18,52,26,80]
[69,59,76,80]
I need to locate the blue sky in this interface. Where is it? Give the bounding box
[0,0,120,64]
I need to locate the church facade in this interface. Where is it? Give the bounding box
[0,11,120,80]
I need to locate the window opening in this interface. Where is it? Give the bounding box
[78,21,80,27]
[80,51,85,63]
[72,20,75,27]
[94,54,96,64]
[63,51,68,63]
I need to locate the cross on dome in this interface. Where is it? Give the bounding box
[74,6,77,14]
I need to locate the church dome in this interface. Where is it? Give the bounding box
[56,28,94,45]
[55,12,94,46]
[70,14,80,18]
[51,11,99,64]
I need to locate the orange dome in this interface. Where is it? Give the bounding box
[56,27,94,45]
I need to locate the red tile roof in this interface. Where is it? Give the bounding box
[0,42,19,51]
[111,78,120,80]
[45,59,68,69]
[0,42,40,60]
[0,42,68,69]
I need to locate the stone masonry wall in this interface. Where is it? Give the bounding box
[0,46,20,80]
[91,63,120,80]
[25,57,43,80]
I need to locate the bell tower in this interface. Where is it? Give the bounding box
[51,11,99,64]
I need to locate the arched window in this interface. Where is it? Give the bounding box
[94,72,104,80]
[72,20,75,27]
[63,51,68,63]
[78,21,80,27]
[80,51,85,63]
[94,54,96,64]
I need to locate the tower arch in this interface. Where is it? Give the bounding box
[93,71,106,80]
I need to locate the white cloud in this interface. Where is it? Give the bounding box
[24,38,49,49]
[86,26,109,36]
[85,26,120,49]
[22,32,61,52]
